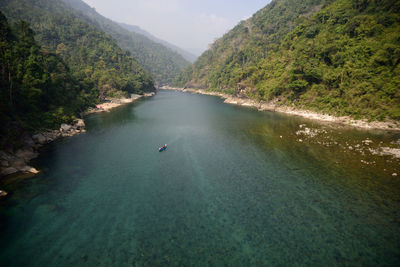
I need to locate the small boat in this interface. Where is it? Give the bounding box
[159,144,167,152]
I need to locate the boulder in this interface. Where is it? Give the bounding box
[18,165,39,174]
[1,167,18,176]
[0,190,7,198]
[32,133,46,144]
[15,149,38,162]
[60,124,72,132]
[10,158,26,168]
[76,119,85,129]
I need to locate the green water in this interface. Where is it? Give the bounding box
[1,91,400,266]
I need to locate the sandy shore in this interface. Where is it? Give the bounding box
[159,86,400,131]
[84,93,155,115]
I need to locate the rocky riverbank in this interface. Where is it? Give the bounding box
[159,86,400,131]
[0,119,86,180]
[0,92,156,183]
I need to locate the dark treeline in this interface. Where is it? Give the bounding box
[175,0,400,121]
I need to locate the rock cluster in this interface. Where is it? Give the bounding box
[0,119,85,178]
[60,119,86,137]
[0,147,39,177]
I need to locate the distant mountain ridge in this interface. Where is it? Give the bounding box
[176,0,400,121]
[62,0,190,85]
[118,22,197,63]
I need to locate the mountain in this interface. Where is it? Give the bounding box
[62,0,190,85]
[0,11,80,144]
[0,0,154,145]
[176,0,400,121]
[118,22,198,63]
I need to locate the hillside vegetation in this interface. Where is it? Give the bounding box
[63,0,190,85]
[176,0,400,121]
[118,22,197,63]
[0,0,155,147]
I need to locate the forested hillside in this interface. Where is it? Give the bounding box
[118,22,197,63]
[0,0,154,96]
[0,12,79,146]
[176,0,400,121]
[0,0,155,147]
[62,0,190,84]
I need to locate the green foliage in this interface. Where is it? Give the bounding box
[0,12,82,146]
[63,0,190,85]
[0,0,155,99]
[176,0,400,121]
[0,0,156,147]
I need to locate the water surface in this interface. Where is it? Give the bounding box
[1,91,399,266]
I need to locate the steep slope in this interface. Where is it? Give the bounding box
[0,0,154,97]
[0,11,80,145]
[0,0,155,146]
[62,0,190,85]
[177,0,400,121]
[118,22,197,63]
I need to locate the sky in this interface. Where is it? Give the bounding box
[82,0,270,56]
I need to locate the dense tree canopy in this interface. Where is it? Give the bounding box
[175,0,400,121]
[0,12,81,146]
[0,0,156,147]
[63,0,190,85]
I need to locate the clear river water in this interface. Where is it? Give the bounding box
[1,90,400,266]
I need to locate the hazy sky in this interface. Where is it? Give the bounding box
[82,0,270,56]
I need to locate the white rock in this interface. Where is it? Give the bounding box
[0,190,7,197]
[76,119,85,128]
[18,166,39,174]
[60,124,72,132]
[393,173,398,177]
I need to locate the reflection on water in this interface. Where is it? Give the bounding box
[0,91,399,266]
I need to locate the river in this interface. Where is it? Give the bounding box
[1,90,399,266]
